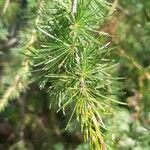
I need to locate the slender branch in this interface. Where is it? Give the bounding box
[119,49,143,71]
[108,0,118,16]
[2,0,9,14]
[71,0,78,15]
[71,1,107,149]
[0,38,18,50]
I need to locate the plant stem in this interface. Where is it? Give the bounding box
[72,0,78,15]
[2,0,9,14]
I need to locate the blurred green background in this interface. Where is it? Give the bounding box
[0,0,149,149]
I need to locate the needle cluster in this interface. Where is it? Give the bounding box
[30,0,116,149]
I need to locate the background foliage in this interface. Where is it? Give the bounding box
[0,0,149,150]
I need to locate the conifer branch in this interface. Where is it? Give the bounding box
[0,0,44,112]
[71,1,106,149]
[31,1,116,149]
[2,0,9,14]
